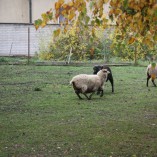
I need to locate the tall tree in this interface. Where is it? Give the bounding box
[34,0,157,50]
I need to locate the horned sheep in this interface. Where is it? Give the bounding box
[70,69,110,100]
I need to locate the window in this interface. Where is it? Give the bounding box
[58,7,66,24]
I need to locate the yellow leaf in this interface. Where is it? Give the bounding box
[64,28,67,33]
[68,2,73,7]
[41,13,47,19]
[55,10,60,19]
[115,9,122,15]
[137,20,143,30]
[143,38,154,48]
[121,13,126,20]
[92,28,95,37]
[153,16,157,22]
[68,14,75,20]
[134,12,141,19]
[63,4,67,9]
[127,15,132,22]
[53,29,61,37]
[58,0,64,4]
[97,0,104,8]
[154,33,157,41]
[128,37,135,44]
[153,4,157,9]
[55,0,64,10]
[41,21,46,28]
[104,0,109,3]
[109,9,114,15]
[55,2,60,10]
[61,10,67,16]
[147,8,154,15]
[34,25,39,30]
[99,9,103,17]
[102,18,108,28]
[102,23,107,29]
[68,11,75,20]
[110,0,117,7]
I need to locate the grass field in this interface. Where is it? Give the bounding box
[0,65,157,157]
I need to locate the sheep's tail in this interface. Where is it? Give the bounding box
[70,80,78,90]
[70,79,73,85]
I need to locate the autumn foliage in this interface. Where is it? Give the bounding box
[34,0,157,51]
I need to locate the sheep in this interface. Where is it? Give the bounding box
[70,69,110,100]
[146,63,157,87]
[93,65,114,93]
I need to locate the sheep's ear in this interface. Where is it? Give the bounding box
[107,71,110,74]
[93,65,98,70]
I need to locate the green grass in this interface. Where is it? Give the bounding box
[0,65,157,157]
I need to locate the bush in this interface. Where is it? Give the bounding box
[111,28,157,65]
[38,52,54,60]
[38,25,113,62]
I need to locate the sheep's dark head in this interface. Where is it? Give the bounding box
[93,65,103,74]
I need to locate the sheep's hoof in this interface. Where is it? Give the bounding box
[100,94,103,97]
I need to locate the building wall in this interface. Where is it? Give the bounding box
[0,0,112,56]
[0,23,114,56]
[0,24,59,56]
[32,0,56,23]
[0,0,110,24]
[0,0,29,23]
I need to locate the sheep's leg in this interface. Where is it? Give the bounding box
[75,91,83,99]
[100,90,103,97]
[152,79,156,87]
[109,77,114,93]
[89,92,95,100]
[83,93,90,100]
[97,87,103,97]
[147,74,151,87]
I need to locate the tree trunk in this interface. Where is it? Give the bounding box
[134,46,138,65]
[67,47,73,64]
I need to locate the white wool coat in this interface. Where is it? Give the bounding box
[70,70,109,93]
[147,64,157,77]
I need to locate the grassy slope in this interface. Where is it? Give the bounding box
[0,65,157,157]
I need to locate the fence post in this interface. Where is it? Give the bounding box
[9,42,13,56]
[28,27,30,65]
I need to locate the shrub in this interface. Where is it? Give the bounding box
[38,25,113,62]
[95,27,113,62]
[111,28,157,65]
[38,52,54,60]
